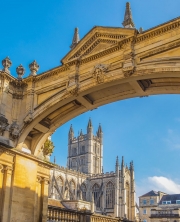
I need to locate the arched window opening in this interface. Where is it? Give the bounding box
[81,184,86,201]
[70,180,76,200]
[54,176,63,199]
[106,182,115,208]
[92,183,100,208]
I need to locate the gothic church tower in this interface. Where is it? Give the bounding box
[67,119,103,174]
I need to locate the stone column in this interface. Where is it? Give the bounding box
[1,166,13,222]
[41,177,49,222]
[0,163,4,220]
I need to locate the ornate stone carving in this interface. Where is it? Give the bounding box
[4,166,13,175]
[92,64,108,84]
[2,57,12,74]
[42,177,49,185]
[9,122,20,140]
[16,64,25,80]
[9,81,27,100]
[0,114,9,136]
[122,52,135,77]
[37,175,42,183]
[0,164,3,171]
[24,112,33,124]
[29,60,39,76]
[41,139,54,157]
[66,74,79,96]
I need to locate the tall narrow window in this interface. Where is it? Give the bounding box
[92,183,100,208]
[106,182,115,208]
[70,180,76,200]
[81,184,86,201]
[93,156,96,173]
[81,146,85,153]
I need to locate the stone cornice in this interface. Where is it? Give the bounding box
[136,17,180,43]
[17,17,180,85]
[0,70,16,82]
[0,147,53,168]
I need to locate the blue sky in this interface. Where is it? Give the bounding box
[1,0,180,197]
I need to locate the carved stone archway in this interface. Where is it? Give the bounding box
[1,17,180,158]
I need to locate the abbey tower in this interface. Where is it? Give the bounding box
[67,119,103,174]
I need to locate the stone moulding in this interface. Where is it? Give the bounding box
[140,39,180,61]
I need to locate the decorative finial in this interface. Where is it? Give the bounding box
[54,156,56,164]
[16,64,25,80]
[116,156,119,166]
[139,27,143,33]
[2,57,12,74]
[80,129,83,136]
[29,60,39,76]
[121,156,125,167]
[87,118,92,128]
[70,27,80,49]
[122,2,135,28]
[130,161,134,170]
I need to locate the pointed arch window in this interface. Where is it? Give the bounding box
[54,176,63,199]
[106,181,115,208]
[70,180,76,200]
[81,183,86,201]
[92,183,100,208]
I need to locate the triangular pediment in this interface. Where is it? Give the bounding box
[61,26,136,64]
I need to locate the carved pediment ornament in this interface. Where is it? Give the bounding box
[0,114,9,136]
[92,64,109,84]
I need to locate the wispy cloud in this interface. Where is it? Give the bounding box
[136,176,180,202]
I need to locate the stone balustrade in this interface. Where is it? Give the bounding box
[47,206,123,222]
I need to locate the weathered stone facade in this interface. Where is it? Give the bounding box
[49,121,136,220]
[0,1,180,221]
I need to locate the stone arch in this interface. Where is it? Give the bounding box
[69,179,76,200]
[81,183,87,201]
[54,175,64,199]
[1,16,180,158]
[92,183,101,208]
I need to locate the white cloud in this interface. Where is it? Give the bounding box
[136,176,180,203]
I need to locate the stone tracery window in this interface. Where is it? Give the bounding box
[70,180,76,200]
[92,183,100,208]
[54,176,63,199]
[81,183,86,201]
[106,181,115,208]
